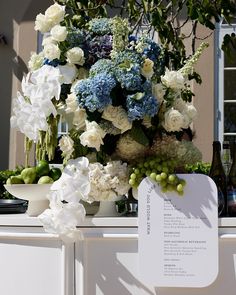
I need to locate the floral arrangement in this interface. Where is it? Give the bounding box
[10,1,208,241]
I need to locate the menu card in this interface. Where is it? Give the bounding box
[138,174,218,288]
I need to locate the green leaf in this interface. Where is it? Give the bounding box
[130,124,150,146]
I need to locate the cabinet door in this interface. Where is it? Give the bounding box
[75,228,156,295]
[0,228,74,295]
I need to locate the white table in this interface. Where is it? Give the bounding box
[0,215,235,295]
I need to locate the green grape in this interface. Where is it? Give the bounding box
[157,164,162,171]
[141,168,146,174]
[144,162,149,168]
[176,183,184,192]
[134,168,140,175]
[151,169,157,174]
[156,174,162,182]
[166,184,175,191]
[130,173,136,180]
[129,179,136,186]
[180,179,186,186]
[145,170,151,176]
[168,174,176,183]
[160,172,167,179]
[150,172,157,180]
[162,166,169,174]
[160,179,167,187]
[161,186,168,193]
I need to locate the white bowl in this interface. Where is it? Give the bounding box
[4,184,52,216]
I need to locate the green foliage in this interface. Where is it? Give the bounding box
[185,161,211,175]
[0,167,24,199]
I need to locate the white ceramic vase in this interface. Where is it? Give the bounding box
[94,200,120,217]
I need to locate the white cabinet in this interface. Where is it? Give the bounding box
[0,216,236,295]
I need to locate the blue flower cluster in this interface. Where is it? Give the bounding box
[126,92,159,121]
[90,59,114,76]
[75,73,116,112]
[88,18,112,35]
[66,28,86,48]
[87,35,113,65]
[115,65,142,91]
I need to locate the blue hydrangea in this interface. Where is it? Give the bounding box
[88,18,112,35]
[90,59,114,77]
[74,73,116,112]
[66,28,86,48]
[115,65,142,91]
[126,92,159,121]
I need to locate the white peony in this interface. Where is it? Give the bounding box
[162,108,185,132]
[59,135,74,159]
[28,52,44,71]
[80,120,106,151]
[50,25,67,42]
[102,105,132,133]
[43,43,61,60]
[173,98,187,112]
[45,3,65,26]
[152,83,166,102]
[161,68,185,90]
[66,47,85,65]
[141,58,154,79]
[34,13,52,33]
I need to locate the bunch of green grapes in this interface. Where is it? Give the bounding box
[129,156,186,196]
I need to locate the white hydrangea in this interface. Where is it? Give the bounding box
[43,43,61,60]
[27,52,43,71]
[42,36,57,46]
[186,103,198,120]
[161,68,185,90]
[141,58,154,79]
[66,47,85,65]
[172,98,187,113]
[80,120,106,151]
[50,25,67,42]
[162,108,185,132]
[58,64,78,84]
[102,105,132,133]
[45,3,65,26]
[59,135,74,160]
[39,157,90,243]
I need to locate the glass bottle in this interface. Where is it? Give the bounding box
[208,141,227,217]
[227,142,236,217]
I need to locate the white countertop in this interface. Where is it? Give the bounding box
[0,214,234,228]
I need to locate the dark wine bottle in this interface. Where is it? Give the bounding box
[208,141,227,217]
[227,142,236,217]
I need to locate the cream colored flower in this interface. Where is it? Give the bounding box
[141,58,154,79]
[50,25,67,42]
[79,121,106,151]
[34,13,52,33]
[172,98,187,112]
[66,47,85,65]
[43,43,60,60]
[59,135,74,159]
[186,103,197,120]
[42,36,57,47]
[162,108,184,132]
[161,68,185,90]
[45,3,65,26]
[102,105,132,133]
[28,52,44,71]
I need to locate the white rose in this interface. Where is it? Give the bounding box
[181,112,191,129]
[186,104,197,120]
[161,68,185,90]
[65,93,78,113]
[141,58,154,79]
[34,13,52,33]
[42,36,57,46]
[162,108,185,132]
[45,3,65,26]
[102,105,132,133]
[152,83,166,102]
[43,43,61,60]
[80,121,106,151]
[28,52,44,71]
[59,135,74,159]
[66,47,85,65]
[50,25,67,42]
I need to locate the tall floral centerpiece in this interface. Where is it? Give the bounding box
[10,1,207,241]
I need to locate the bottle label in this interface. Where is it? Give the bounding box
[228,189,236,206]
